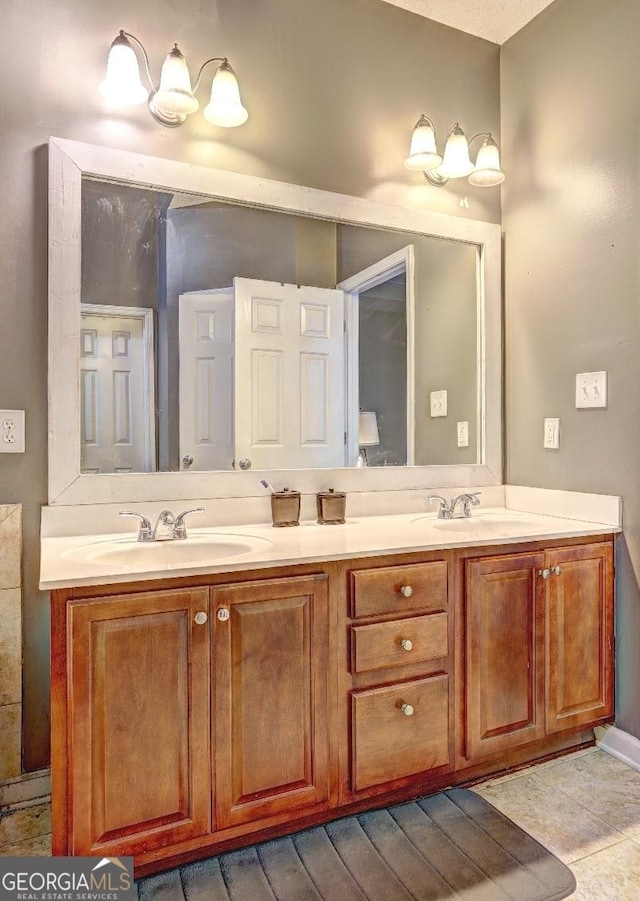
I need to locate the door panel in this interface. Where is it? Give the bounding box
[179,290,234,471]
[68,589,211,855]
[234,278,345,469]
[546,543,614,732]
[80,308,154,473]
[465,553,545,761]
[212,575,329,828]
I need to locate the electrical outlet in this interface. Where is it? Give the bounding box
[544,417,560,449]
[430,390,447,418]
[457,421,469,447]
[576,371,607,409]
[0,410,25,453]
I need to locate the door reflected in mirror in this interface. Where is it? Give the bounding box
[80,177,479,474]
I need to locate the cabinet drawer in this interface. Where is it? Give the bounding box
[351,612,448,674]
[350,561,448,619]
[351,675,450,792]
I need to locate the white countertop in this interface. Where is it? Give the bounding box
[39,503,621,590]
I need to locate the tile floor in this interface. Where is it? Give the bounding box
[1,748,639,898]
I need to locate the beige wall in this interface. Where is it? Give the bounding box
[0,0,500,770]
[501,0,640,736]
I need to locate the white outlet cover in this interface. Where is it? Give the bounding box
[430,390,447,417]
[576,371,607,409]
[0,409,25,454]
[457,421,469,447]
[543,417,560,449]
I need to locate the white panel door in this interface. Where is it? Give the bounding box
[179,290,234,471]
[234,278,345,470]
[79,307,155,473]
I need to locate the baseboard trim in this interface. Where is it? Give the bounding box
[595,725,640,772]
[0,768,51,810]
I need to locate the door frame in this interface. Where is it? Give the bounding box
[80,304,156,472]
[338,246,415,466]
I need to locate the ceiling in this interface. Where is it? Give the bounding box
[380,0,558,44]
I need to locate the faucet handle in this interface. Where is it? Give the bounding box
[466,492,481,505]
[173,507,205,539]
[427,494,451,518]
[119,511,153,542]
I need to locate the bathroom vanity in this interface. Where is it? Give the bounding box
[43,506,617,875]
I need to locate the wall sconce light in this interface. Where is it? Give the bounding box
[99,30,248,129]
[404,115,505,187]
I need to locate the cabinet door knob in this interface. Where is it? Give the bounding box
[552,565,563,576]
[194,611,208,625]
[538,568,552,580]
[399,585,414,598]
[400,638,414,652]
[217,608,230,622]
[400,703,414,717]
[238,458,252,470]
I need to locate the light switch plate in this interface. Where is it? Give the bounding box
[543,417,560,449]
[0,410,25,453]
[576,371,607,408]
[430,390,447,417]
[457,421,469,447]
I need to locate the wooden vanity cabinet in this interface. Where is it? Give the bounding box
[211,574,330,829]
[345,557,455,798]
[51,534,615,872]
[461,540,614,765]
[52,571,330,861]
[60,587,212,857]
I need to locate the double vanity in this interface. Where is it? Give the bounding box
[41,489,620,876]
[43,137,618,876]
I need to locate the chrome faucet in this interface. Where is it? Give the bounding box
[427,492,481,520]
[119,507,205,541]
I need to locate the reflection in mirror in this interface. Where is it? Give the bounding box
[80,177,479,474]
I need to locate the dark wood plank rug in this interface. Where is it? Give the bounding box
[137,788,576,900]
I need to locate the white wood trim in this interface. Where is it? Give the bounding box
[339,246,416,466]
[596,726,640,772]
[48,137,503,505]
[80,304,156,473]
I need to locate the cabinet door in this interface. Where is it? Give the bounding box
[68,588,211,856]
[546,542,614,733]
[465,553,546,761]
[212,574,329,829]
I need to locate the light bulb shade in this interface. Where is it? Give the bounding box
[203,61,248,127]
[404,115,442,171]
[153,45,199,116]
[99,32,148,106]
[358,412,380,447]
[468,135,505,186]
[437,124,474,179]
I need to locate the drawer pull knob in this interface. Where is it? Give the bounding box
[400,638,414,652]
[194,611,208,625]
[399,585,414,598]
[552,565,563,576]
[217,608,230,622]
[401,703,415,717]
[538,568,551,580]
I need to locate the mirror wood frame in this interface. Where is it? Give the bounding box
[48,136,502,505]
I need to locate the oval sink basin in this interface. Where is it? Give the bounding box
[432,517,537,533]
[62,532,273,568]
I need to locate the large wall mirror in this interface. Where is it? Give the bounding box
[48,138,502,505]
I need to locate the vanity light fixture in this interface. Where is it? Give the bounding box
[404,115,505,187]
[99,30,248,128]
